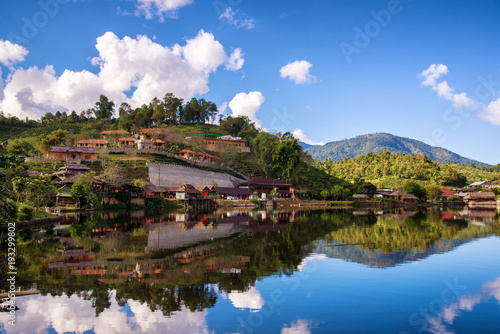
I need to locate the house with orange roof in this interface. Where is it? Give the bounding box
[75,139,109,148]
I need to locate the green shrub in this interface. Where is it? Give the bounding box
[447,195,463,202]
[6,199,18,220]
[18,203,34,221]
[147,197,172,210]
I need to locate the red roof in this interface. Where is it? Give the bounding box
[100,130,130,135]
[119,137,135,142]
[178,149,219,159]
[76,139,109,144]
[441,189,454,197]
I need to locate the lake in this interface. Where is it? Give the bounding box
[1,207,500,334]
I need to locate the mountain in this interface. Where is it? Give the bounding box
[302,133,488,166]
[312,238,475,268]
[298,141,312,150]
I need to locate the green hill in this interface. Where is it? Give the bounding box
[303,133,488,167]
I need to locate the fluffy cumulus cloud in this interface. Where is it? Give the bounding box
[135,0,193,20]
[228,91,265,128]
[479,96,500,125]
[0,40,28,67]
[0,30,244,120]
[219,8,255,29]
[292,128,325,146]
[281,319,315,334]
[226,286,265,311]
[5,292,211,334]
[225,48,245,71]
[418,64,475,108]
[419,63,500,125]
[280,60,316,85]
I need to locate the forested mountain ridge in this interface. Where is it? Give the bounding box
[315,150,500,188]
[302,133,488,167]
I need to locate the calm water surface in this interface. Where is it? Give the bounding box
[1,208,500,334]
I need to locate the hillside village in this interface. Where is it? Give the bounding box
[1,102,500,217]
[13,125,500,212]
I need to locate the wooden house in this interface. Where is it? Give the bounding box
[76,139,109,148]
[388,188,404,201]
[118,137,136,148]
[239,178,293,198]
[174,184,201,199]
[47,146,98,161]
[441,189,454,199]
[217,187,253,200]
[402,194,418,202]
[136,139,165,150]
[463,192,497,209]
[177,149,219,163]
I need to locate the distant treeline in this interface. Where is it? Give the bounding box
[316,150,500,188]
[0,93,219,131]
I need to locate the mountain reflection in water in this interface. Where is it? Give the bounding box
[2,207,499,334]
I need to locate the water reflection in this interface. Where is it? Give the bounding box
[425,277,500,334]
[2,207,499,333]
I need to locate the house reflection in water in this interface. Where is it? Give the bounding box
[145,220,248,250]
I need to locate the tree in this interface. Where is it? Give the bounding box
[320,190,330,200]
[93,94,115,120]
[330,185,344,200]
[252,132,279,177]
[404,180,427,199]
[426,184,442,201]
[51,129,68,146]
[179,98,217,123]
[70,173,98,207]
[0,159,13,219]
[220,115,258,139]
[272,139,302,183]
[10,141,37,157]
[355,182,377,197]
[151,93,183,125]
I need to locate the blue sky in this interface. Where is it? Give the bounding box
[1,0,500,164]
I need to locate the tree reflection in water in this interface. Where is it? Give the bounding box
[11,208,500,316]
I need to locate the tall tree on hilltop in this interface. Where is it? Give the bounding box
[94,94,115,120]
[272,139,302,183]
[179,98,217,123]
[220,115,259,139]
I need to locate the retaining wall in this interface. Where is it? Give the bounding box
[148,163,245,188]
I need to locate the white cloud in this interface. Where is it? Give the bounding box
[418,64,475,108]
[219,8,255,29]
[225,48,245,71]
[280,60,316,85]
[0,30,242,120]
[6,292,211,334]
[135,0,193,21]
[227,286,265,311]
[218,101,228,114]
[281,319,315,334]
[425,277,500,334]
[478,97,500,125]
[228,91,265,128]
[0,40,28,67]
[296,254,326,272]
[419,64,448,87]
[292,128,325,146]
